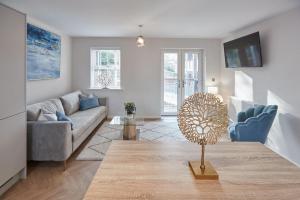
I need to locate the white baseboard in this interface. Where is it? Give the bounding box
[0,168,26,196]
[107,116,162,120]
[265,143,300,167]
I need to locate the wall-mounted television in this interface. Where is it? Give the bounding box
[224,32,263,68]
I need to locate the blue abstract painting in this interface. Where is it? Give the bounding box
[27,23,61,80]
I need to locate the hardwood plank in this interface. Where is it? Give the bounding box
[1,118,178,200]
[84,141,300,200]
[2,160,100,200]
[1,123,104,200]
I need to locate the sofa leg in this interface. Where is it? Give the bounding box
[63,160,67,171]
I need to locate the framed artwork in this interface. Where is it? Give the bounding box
[27,23,61,80]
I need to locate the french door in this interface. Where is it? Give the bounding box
[161,49,203,115]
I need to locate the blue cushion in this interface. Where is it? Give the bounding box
[245,107,254,119]
[263,105,278,113]
[254,105,265,116]
[237,112,247,122]
[56,111,73,130]
[79,96,99,111]
[238,108,255,122]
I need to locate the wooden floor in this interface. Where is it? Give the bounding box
[2,126,102,200]
[0,117,176,200]
[2,118,177,200]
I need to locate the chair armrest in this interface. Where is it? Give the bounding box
[234,113,271,143]
[27,121,73,161]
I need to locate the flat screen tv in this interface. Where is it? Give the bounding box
[224,32,263,68]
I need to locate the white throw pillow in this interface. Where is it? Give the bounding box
[37,109,57,121]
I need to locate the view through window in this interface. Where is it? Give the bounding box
[90,48,121,89]
[162,49,203,115]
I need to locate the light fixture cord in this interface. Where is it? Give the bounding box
[139,25,143,36]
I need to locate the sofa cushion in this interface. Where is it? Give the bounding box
[245,107,255,119]
[56,111,74,130]
[37,109,58,121]
[237,112,247,122]
[79,96,99,111]
[81,93,107,107]
[69,106,107,142]
[27,98,65,121]
[60,91,82,115]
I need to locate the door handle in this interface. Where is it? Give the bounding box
[182,80,185,88]
[177,80,181,88]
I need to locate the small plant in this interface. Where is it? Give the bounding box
[124,102,136,115]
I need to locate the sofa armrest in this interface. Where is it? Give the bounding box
[97,97,107,107]
[27,121,73,161]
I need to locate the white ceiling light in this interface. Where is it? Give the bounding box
[136,25,145,47]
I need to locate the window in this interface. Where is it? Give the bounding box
[90,48,121,89]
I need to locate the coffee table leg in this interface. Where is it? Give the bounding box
[123,125,137,140]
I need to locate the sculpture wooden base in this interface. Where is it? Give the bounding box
[189,160,219,180]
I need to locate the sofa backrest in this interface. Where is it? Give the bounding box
[253,105,265,117]
[60,90,82,115]
[263,105,278,114]
[27,98,65,121]
[237,104,278,122]
[27,90,109,120]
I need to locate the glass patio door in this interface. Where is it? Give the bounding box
[181,50,202,101]
[162,49,203,115]
[162,50,180,115]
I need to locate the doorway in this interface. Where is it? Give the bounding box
[161,49,204,115]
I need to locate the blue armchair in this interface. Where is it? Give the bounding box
[228,105,278,143]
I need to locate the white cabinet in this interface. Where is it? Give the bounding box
[0,4,26,189]
[0,4,26,120]
[0,113,26,185]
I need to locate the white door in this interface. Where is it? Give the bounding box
[162,49,203,115]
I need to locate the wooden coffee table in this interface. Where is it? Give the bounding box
[84,141,300,199]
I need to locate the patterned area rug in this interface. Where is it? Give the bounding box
[76,119,230,161]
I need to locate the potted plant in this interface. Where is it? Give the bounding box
[124,102,136,115]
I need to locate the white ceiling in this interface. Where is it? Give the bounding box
[1,0,300,38]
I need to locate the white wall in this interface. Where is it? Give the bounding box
[220,7,300,165]
[27,17,72,104]
[72,37,221,118]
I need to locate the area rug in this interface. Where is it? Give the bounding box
[76,119,230,161]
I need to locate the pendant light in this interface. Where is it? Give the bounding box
[136,25,145,47]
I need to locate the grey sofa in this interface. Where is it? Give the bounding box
[26,91,107,167]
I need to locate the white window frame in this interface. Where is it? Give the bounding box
[90,47,122,90]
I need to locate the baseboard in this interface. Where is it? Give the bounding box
[143,116,162,120]
[0,168,26,196]
[265,143,300,168]
[107,116,162,121]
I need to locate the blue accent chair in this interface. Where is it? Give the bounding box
[228,105,278,143]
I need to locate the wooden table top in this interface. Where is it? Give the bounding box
[84,141,300,200]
